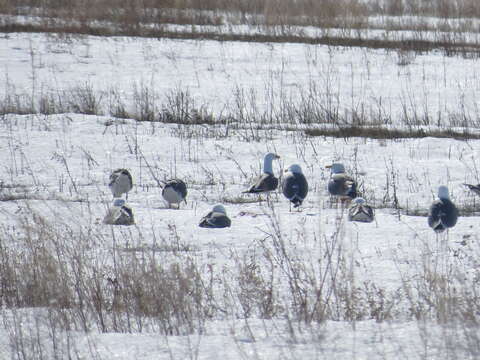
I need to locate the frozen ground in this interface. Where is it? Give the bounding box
[1,33,480,359]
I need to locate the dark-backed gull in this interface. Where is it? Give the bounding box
[428,186,458,233]
[463,183,480,196]
[243,152,280,194]
[282,164,308,209]
[348,197,374,223]
[109,169,133,199]
[199,204,231,228]
[103,199,135,226]
[162,179,188,208]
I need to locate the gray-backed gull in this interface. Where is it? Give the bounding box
[326,163,357,202]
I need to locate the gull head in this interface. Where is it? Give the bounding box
[286,164,303,174]
[113,199,126,207]
[438,185,450,200]
[212,204,227,214]
[326,163,345,174]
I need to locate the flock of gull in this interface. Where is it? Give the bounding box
[103,152,462,233]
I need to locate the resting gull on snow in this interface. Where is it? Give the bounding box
[348,197,374,223]
[282,164,309,210]
[109,168,133,199]
[199,204,231,228]
[428,186,458,233]
[162,179,188,208]
[243,152,280,195]
[103,199,135,226]
[326,163,357,203]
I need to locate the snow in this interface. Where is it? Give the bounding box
[2,32,480,126]
[1,32,480,359]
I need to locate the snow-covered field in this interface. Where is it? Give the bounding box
[2,32,480,126]
[1,32,480,359]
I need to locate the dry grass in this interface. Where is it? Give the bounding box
[3,0,480,55]
[0,203,395,329]
[305,126,480,140]
[4,0,480,24]
[3,83,480,140]
[2,22,480,57]
[0,206,214,335]
[3,201,478,328]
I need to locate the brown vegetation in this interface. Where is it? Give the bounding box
[305,126,480,140]
[2,0,480,55]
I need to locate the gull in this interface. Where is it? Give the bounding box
[199,204,231,228]
[282,164,308,210]
[103,199,135,226]
[243,152,280,195]
[326,163,357,204]
[162,179,187,208]
[109,168,133,199]
[463,183,480,196]
[348,197,374,223]
[428,186,458,233]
